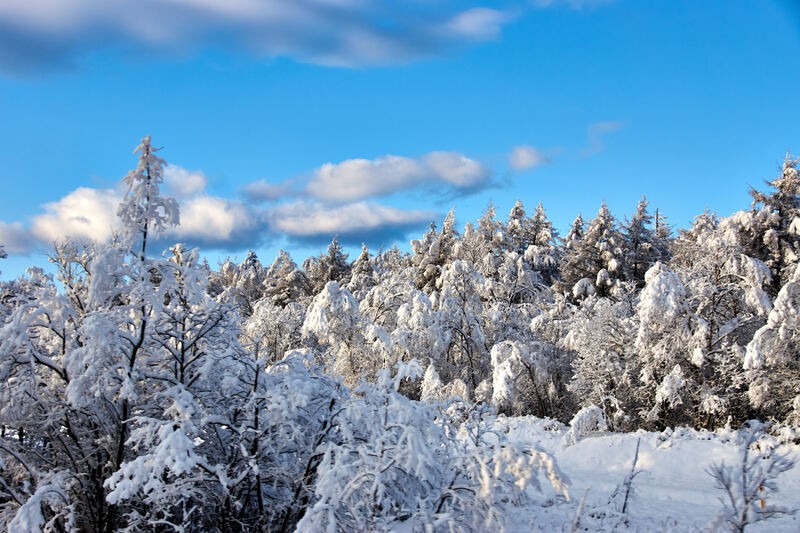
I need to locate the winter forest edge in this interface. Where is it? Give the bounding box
[1,136,799,531]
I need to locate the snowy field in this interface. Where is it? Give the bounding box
[484,417,800,532]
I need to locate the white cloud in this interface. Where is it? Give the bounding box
[308,156,425,202]
[445,8,510,41]
[30,187,122,244]
[0,0,515,74]
[531,0,616,9]
[423,151,490,188]
[306,151,491,202]
[164,165,208,198]
[2,180,267,252]
[267,200,434,243]
[0,221,34,254]
[169,195,264,248]
[509,145,549,170]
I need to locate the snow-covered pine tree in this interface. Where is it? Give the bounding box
[622,196,662,287]
[462,201,505,280]
[526,202,560,285]
[411,209,459,293]
[506,199,533,255]
[744,262,800,424]
[347,243,378,300]
[632,262,693,426]
[209,251,269,316]
[560,203,625,298]
[669,213,773,427]
[303,236,351,295]
[565,289,638,430]
[746,154,800,295]
[263,249,310,307]
[302,281,379,387]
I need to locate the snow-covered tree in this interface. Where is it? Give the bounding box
[435,260,489,392]
[297,363,568,532]
[347,243,377,299]
[455,202,504,280]
[633,262,692,425]
[490,339,562,417]
[0,267,86,528]
[303,237,351,295]
[391,289,448,373]
[622,196,663,286]
[506,199,533,254]
[745,154,800,294]
[411,209,459,293]
[263,250,310,307]
[243,299,305,365]
[222,349,348,531]
[560,205,626,297]
[744,263,800,424]
[526,202,560,285]
[671,210,719,269]
[302,281,387,387]
[208,251,269,316]
[117,135,179,258]
[566,291,637,430]
[665,214,773,428]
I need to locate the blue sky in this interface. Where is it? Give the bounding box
[1,0,799,278]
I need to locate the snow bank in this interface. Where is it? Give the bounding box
[495,417,800,531]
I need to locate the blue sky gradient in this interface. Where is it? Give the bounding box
[1,0,798,277]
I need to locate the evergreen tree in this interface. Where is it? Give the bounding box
[560,203,625,298]
[506,199,533,254]
[555,214,585,295]
[525,202,560,285]
[304,237,351,295]
[411,209,458,293]
[566,291,638,430]
[467,201,505,280]
[347,244,377,300]
[744,263,800,424]
[746,154,800,294]
[264,250,310,307]
[654,207,673,263]
[622,196,662,286]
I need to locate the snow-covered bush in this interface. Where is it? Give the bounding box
[564,405,608,445]
[707,422,796,532]
[297,362,569,532]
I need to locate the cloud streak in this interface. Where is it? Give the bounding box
[241,178,295,203]
[509,145,549,170]
[582,121,623,156]
[267,200,435,246]
[306,151,492,202]
[0,1,514,75]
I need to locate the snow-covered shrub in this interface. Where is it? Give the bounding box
[297,362,569,532]
[707,422,796,532]
[490,339,561,417]
[564,405,608,445]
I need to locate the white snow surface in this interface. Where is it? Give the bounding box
[510,417,799,532]
[395,416,800,532]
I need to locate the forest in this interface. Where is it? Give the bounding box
[0,136,798,531]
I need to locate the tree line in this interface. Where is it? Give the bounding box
[0,137,798,530]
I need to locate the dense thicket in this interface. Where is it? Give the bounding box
[0,141,798,531]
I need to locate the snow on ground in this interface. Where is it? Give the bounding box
[495,416,800,532]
